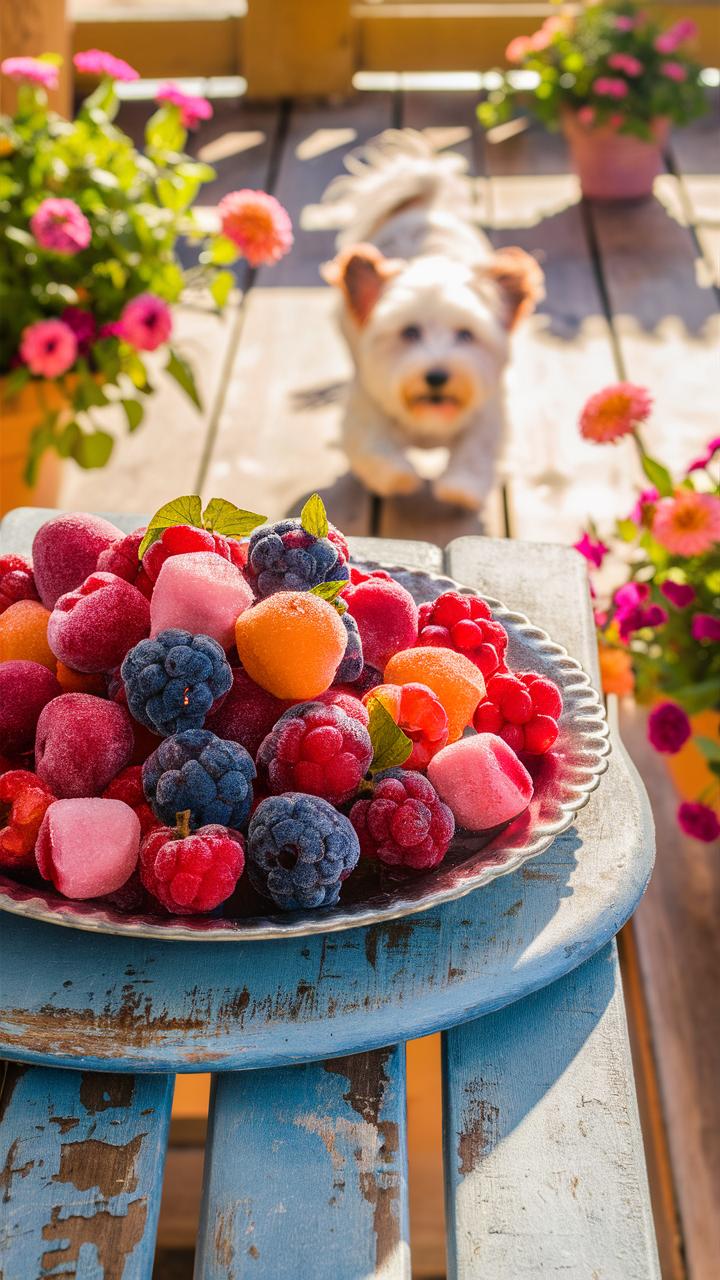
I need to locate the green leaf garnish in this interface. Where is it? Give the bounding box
[138,495,203,560]
[202,497,266,538]
[301,493,329,538]
[309,579,348,605]
[367,697,413,774]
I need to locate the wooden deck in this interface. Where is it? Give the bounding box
[50,88,718,1280]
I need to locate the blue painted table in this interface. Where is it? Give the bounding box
[0,513,659,1279]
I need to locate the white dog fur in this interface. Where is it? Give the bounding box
[321,130,543,510]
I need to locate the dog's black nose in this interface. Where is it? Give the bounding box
[425,368,449,389]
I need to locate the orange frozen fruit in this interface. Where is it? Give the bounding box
[384,646,485,742]
[56,661,107,695]
[235,591,348,701]
[0,600,55,670]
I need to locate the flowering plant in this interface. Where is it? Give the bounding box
[478,2,706,139]
[0,53,292,482]
[573,383,719,843]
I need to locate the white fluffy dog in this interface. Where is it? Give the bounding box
[321,130,543,510]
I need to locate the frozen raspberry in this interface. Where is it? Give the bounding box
[122,629,233,737]
[335,611,364,683]
[48,571,151,673]
[348,566,393,586]
[315,689,369,725]
[143,729,255,831]
[245,519,349,598]
[103,766,162,836]
[350,769,454,871]
[257,701,373,805]
[342,576,418,671]
[364,682,449,770]
[139,820,245,914]
[0,769,55,870]
[0,554,39,615]
[142,524,246,584]
[473,671,562,754]
[417,591,509,679]
[97,528,153,599]
[247,793,360,910]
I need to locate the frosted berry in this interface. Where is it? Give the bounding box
[335,611,364,683]
[143,728,255,831]
[342,576,418,671]
[417,591,508,679]
[103,766,162,836]
[48,571,151,673]
[257,701,372,805]
[316,689,369,725]
[473,670,562,754]
[247,792,360,910]
[206,667,293,758]
[0,554,39,615]
[364,682,448,770]
[139,821,245,914]
[97,528,153,599]
[121,629,233,736]
[0,769,55,870]
[142,524,246,584]
[350,769,454,870]
[245,518,349,598]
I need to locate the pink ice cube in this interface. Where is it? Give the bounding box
[36,797,141,898]
[150,552,254,649]
[427,732,533,831]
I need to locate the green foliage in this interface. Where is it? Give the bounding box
[367,698,413,773]
[301,493,329,538]
[138,494,266,560]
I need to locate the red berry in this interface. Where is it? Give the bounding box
[315,689,370,725]
[350,769,454,870]
[451,619,484,650]
[103,766,162,836]
[473,700,503,735]
[480,670,561,755]
[143,525,245,584]
[257,702,373,805]
[431,592,471,630]
[523,715,559,754]
[0,769,55,869]
[139,823,245,913]
[500,723,525,752]
[417,591,508,674]
[96,529,153,599]
[0,554,39,615]
[364,682,449,770]
[527,676,563,720]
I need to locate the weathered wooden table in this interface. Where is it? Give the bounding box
[0,512,659,1278]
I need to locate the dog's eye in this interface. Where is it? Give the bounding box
[455,328,475,344]
[401,324,422,342]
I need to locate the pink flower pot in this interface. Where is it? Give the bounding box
[562,113,669,201]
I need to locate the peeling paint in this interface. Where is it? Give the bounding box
[53,1133,144,1197]
[41,1200,146,1280]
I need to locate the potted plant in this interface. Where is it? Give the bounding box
[0,51,293,513]
[572,382,719,843]
[478,2,707,201]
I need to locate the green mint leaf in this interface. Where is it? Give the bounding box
[166,349,201,409]
[309,580,348,605]
[202,498,266,539]
[138,494,203,561]
[367,697,413,774]
[640,455,673,498]
[301,493,329,538]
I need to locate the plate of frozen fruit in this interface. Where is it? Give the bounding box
[0,493,609,939]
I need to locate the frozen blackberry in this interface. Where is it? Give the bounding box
[247,792,360,910]
[245,518,349,598]
[121,629,232,737]
[142,728,255,831]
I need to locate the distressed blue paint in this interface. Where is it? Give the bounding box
[195,1046,409,1278]
[0,1063,173,1279]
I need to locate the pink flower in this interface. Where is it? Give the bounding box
[30,198,91,255]
[577,105,595,126]
[615,16,636,32]
[608,53,643,76]
[20,319,78,377]
[609,114,625,129]
[1,57,58,90]
[648,701,692,754]
[614,581,667,640]
[73,49,139,82]
[655,21,697,54]
[506,36,533,63]
[218,190,293,268]
[573,532,609,568]
[660,579,696,609]
[118,294,173,351]
[652,491,720,557]
[687,436,720,473]
[691,613,720,643]
[660,61,688,83]
[155,82,213,130]
[580,383,652,443]
[98,321,124,340]
[677,801,720,843]
[60,307,96,352]
[593,77,629,99]
[630,486,659,525]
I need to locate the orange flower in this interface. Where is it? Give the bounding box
[652,490,720,557]
[599,645,634,697]
[218,190,293,268]
[580,383,652,443]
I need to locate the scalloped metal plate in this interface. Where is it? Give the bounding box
[0,563,610,940]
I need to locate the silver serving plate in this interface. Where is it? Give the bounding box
[0,563,610,941]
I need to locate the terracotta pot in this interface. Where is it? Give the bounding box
[562,112,669,201]
[0,377,65,515]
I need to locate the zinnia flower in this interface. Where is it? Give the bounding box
[660,61,688,82]
[599,645,634,697]
[577,105,595,126]
[20,319,78,377]
[573,532,609,569]
[615,16,636,31]
[691,613,720,643]
[593,78,629,99]
[608,53,643,76]
[580,383,652,443]
[660,579,696,609]
[30,198,91,255]
[677,801,720,843]
[119,294,173,351]
[630,486,659,525]
[1,56,58,90]
[652,491,720,557]
[506,36,532,63]
[155,82,213,129]
[655,21,697,54]
[614,581,667,640]
[686,436,720,473]
[648,701,691,754]
[73,49,139,82]
[218,190,293,268]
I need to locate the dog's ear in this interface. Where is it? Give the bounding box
[478,248,544,330]
[321,244,404,325]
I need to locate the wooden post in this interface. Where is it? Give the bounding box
[243,0,354,100]
[0,0,71,115]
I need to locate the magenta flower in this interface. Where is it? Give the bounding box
[573,532,609,569]
[608,53,643,77]
[614,582,667,641]
[648,701,692,754]
[686,436,720,473]
[218,190,294,267]
[655,21,697,54]
[98,321,124,340]
[593,78,629,99]
[660,580,696,609]
[20,319,78,378]
[155,82,213,129]
[60,307,96,353]
[630,486,659,525]
[1,57,58,90]
[660,61,688,83]
[615,16,636,32]
[677,802,720,843]
[691,613,720,644]
[30,198,91,255]
[119,294,172,351]
[73,49,139,82]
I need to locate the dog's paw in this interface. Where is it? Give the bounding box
[432,476,486,511]
[352,455,422,498]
